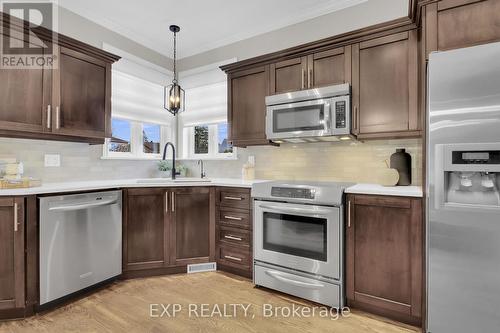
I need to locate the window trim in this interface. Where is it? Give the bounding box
[102,118,172,160]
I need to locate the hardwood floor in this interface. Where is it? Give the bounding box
[0,272,420,333]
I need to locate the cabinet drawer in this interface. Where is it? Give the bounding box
[217,245,252,270]
[218,226,251,247]
[218,189,251,209]
[218,209,251,229]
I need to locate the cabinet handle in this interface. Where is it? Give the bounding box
[347,200,351,228]
[224,196,243,201]
[47,105,51,129]
[353,106,358,134]
[55,106,60,129]
[308,68,313,88]
[14,202,19,232]
[171,192,175,212]
[165,192,169,213]
[224,235,243,241]
[224,255,242,262]
[301,69,305,89]
[224,215,242,221]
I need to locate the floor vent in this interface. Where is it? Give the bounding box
[187,262,217,274]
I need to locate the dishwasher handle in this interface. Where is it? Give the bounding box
[48,198,118,212]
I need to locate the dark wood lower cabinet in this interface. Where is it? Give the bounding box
[123,188,169,271]
[123,187,215,275]
[170,187,215,266]
[0,197,25,311]
[215,187,253,278]
[0,197,26,319]
[346,194,423,326]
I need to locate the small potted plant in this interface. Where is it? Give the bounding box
[177,164,188,177]
[157,160,172,178]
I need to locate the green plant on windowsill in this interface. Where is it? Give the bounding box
[157,160,172,178]
[176,164,187,177]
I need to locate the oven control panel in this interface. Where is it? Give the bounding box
[271,187,315,199]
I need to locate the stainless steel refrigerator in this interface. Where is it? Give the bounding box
[427,42,500,332]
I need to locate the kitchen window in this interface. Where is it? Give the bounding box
[182,122,234,159]
[103,118,172,159]
[108,118,131,153]
[101,58,175,160]
[142,123,161,154]
[177,60,236,160]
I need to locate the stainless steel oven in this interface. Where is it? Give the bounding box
[254,200,340,279]
[265,83,351,143]
[252,181,352,308]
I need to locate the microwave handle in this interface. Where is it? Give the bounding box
[324,102,332,132]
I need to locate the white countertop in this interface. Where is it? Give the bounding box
[0,178,266,196]
[0,178,423,198]
[345,183,423,197]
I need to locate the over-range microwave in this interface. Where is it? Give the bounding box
[265,83,352,143]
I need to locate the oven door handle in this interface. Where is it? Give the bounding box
[258,204,332,216]
[265,270,325,289]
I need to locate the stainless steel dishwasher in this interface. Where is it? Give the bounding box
[39,190,122,305]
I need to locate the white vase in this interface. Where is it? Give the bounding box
[159,170,171,178]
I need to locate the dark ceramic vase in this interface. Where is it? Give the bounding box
[390,148,412,186]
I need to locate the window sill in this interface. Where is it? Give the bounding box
[101,155,162,161]
[179,156,238,161]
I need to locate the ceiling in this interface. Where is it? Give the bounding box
[57,0,387,59]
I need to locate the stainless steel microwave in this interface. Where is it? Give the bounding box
[265,83,351,143]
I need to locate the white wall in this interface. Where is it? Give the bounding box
[178,0,408,70]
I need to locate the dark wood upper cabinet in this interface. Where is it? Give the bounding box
[270,57,307,94]
[0,197,25,311]
[0,31,51,134]
[123,188,169,271]
[424,0,500,56]
[52,46,111,139]
[228,66,271,147]
[346,194,423,326]
[352,30,419,138]
[170,187,215,266]
[307,46,352,89]
[0,14,119,143]
[270,46,351,94]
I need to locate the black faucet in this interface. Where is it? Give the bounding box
[162,142,180,180]
[197,159,206,179]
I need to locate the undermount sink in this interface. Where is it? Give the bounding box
[135,178,211,184]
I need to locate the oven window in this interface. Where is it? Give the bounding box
[263,212,327,261]
[273,105,325,133]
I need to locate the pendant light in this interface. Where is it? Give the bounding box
[164,25,185,115]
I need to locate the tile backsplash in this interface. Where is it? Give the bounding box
[0,137,422,185]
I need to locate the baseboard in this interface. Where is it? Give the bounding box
[120,265,188,279]
[347,299,422,327]
[217,263,252,279]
